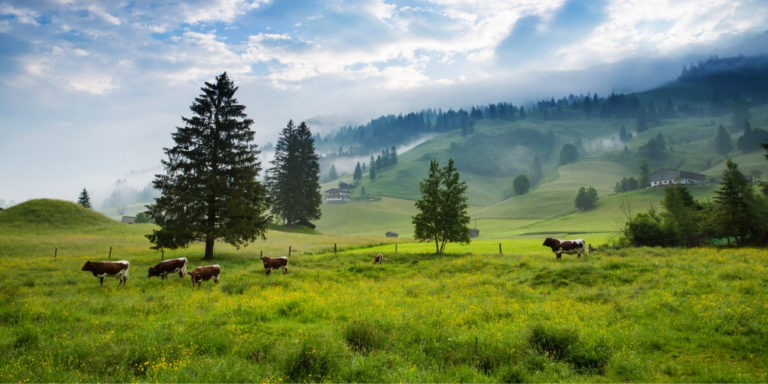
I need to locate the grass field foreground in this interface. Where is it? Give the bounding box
[1,203,767,382]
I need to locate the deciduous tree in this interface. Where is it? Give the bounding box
[413,159,470,254]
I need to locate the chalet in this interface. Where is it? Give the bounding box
[325,188,350,203]
[468,228,479,238]
[121,216,136,224]
[649,169,706,188]
[385,231,398,238]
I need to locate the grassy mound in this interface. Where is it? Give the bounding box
[0,199,118,231]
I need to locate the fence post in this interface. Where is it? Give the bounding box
[260,250,263,258]
[289,246,292,257]
[161,249,164,261]
[54,248,57,259]
[108,246,112,260]
[498,243,502,255]
[334,243,337,254]
[395,243,398,253]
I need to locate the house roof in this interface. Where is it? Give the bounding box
[649,168,705,182]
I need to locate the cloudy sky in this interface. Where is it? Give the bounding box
[1,0,767,205]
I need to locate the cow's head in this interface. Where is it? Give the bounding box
[542,237,556,247]
[148,266,157,277]
[81,261,92,271]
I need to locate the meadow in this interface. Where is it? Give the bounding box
[1,200,767,382]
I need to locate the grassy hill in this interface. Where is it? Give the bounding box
[0,199,119,233]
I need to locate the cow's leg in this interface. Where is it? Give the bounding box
[283,266,288,274]
[215,275,220,284]
[99,277,104,285]
[265,269,271,276]
[556,253,561,260]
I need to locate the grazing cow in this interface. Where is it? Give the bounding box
[81,260,130,286]
[542,237,587,259]
[148,257,188,280]
[260,256,288,275]
[188,265,221,287]
[373,253,384,264]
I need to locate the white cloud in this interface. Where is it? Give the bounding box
[0,3,40,25]
[554,0,768,70]
[182,0,270,24]
[67,75,117,94]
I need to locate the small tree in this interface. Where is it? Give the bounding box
[327,164,338,181]
[714,124,732,156]
[413,159,470,254]
[77,188,92,209]
[369,155,376,180]
[638,161,650,187]
[712,159,758,245]
[575,186,598,210]
[353,162,362,181]
[513,174,530,195]
[558,144,579,165]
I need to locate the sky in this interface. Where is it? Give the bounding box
[1,0,767,206]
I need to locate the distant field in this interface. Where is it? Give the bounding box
[1,202,766,382]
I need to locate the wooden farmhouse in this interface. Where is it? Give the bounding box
[649,168,706,188]
[121,216,136,224]
[386,231,398,238]
[325,188,350,203]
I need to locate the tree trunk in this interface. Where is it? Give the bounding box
[204,235,214,260]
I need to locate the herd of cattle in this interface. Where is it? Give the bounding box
[80,237,586,286]
[80,255,289,286]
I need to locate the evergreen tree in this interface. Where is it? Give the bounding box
[513,174,530,195]
[647,101,660,123]
[619,125,632,142]
[391,146,398,165]
[146,73,270,260]
[530,155,543,185]
[267,120,321,226]
[327,164,338,181]
[712,159,758,245]
[77,188,92,209]
[636,107,648,133]
[662,97,677,118]
[412,159,470,254]
[353,162,363,181]
[369,155,376,180]
[639,161,650,187]
[714,124,732,155]
[661,184,701,246]
[731,99,749,132]
[295,122,321,224]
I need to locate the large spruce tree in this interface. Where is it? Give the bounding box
[714,124,732,155]
[146,72,270,260]
[413,159,470,254]
[267,120,321,226]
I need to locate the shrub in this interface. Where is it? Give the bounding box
[498,364,528,383]
[284,336,340,382]
[528,324,577,360]
[344,319,384,354]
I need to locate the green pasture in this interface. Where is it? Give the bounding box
[2,200,767,382]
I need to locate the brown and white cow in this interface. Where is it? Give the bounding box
[373,253,384,264]
[187,265,221,287]
[81,260,130,286]
[148,257,188,279]
[260,256,288,275]
[542,237,587,259]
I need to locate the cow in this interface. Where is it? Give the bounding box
[81,260,130,286]
[542,237,587,259]
[148,257,188,280]
[187,265,221,287]
[373,253,384,264]
[260,256,288,275]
